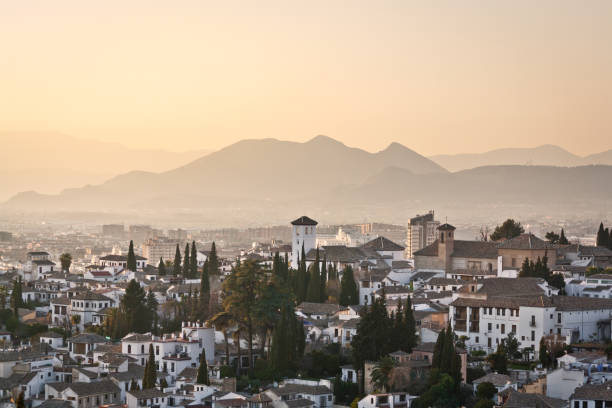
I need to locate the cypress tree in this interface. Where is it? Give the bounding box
[306,248,321,302]
[320,255,327,302]
[199,260,210,321]
[597,222,606,247]
[142,344,156,389]
[271,305,290,372]
[127,240,137,271]
[173,244,181,275]
[158,257,166,276]
[196,349,210,385]
[403,295,417,352]
[190,241,198,279]
[11,277,23,316]
[130,378,140,391]
[559,229,568,245]
[208,242,219,275]
[183,243,190,278]
[432,328,445,370]
[607,228,612,250]
[296,245,309,303]
[339,266,359,306]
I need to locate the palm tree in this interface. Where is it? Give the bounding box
[371,356,396,392]
[208,311,233,367]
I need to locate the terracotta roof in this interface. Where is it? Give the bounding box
[66,380,120,396]
[413,240,498,259]
[437,224,456,231]
[291,216,318,226]
[497,233,553,250]
[361,236,405,252]
[502,388,566,408]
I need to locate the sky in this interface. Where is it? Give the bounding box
[1,0,611,156]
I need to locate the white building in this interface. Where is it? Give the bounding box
[449,278,612,356]
[358,392,417,408]
[291,216,318,267]
[68,292,115,331]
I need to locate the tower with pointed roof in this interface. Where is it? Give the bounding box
[437,223,456,275]
[290,216,318,267]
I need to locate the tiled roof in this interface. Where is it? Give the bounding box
[72,291,113,301]
[286,399,315,408]
[100,254,147,261]
[297,302,340,316]
[473,372,512,386]
[268,383,331,396]
[502,388,566,408]
[361,236,405,252]
[69,333,108,344]
[291,216,318,226]
[123,333,152,342]
[413,240,498,259]
[67,380,120,396]
[496,233,553,250]
[427,278,464,286]
[571,380,612,401]
[437,223,456,231]
[127,388,167,399]
[306,246,370,263]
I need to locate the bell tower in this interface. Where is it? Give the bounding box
[290,216,318,267]
[437,223,456,275]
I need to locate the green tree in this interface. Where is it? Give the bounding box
[183,243,190,278]
[60,253,72,272]
[222,260,263,370]
[208,311,233,367]
[146,290,159,334]
[339,266,359,306]
[559,229,569,245]
[488,344,508,374]
[352,296,392,375]
[490,219,524,241]
[158,257,166,276]
[142,344,156,389]
[403,295,417,352]
[196,348,210,385]
[130,378,140,391]
[502,333,520,359]
[597,222,608,247]
[320,256,328,302]
[295,245,309,303]
[545,231,559,244]
[199,260,210,321]
[413,373,459,408]
[305,248,321,302]
[539,339,552,368]
[10,277,23,316]
[476,382,497,400]
[190,241,198,279]
[473,400,494,408]
[127,240,137,271]
[371,356,396,392]
[270,304,304,374]
[173,244,182,276]
[208,242,219,275]
[120,279,150,333]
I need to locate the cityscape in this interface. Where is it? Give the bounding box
[2,2,612,408]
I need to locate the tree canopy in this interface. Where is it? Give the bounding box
[490,219,524,241]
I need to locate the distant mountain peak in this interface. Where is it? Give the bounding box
[381,141,410,152]
[307,135,344,146]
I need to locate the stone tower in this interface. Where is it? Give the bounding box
[290,216,318,267]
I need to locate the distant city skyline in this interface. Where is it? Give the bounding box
[1,1,611,156]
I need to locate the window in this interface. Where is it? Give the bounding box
[489,307,493,314]
[475,336,479,343]
[141,345,145,353]
[511,258,516,267]
[497,308,500,316]
[502,309,505,316]
[488,338,492,347]
[501,324,505,334]
[128,345,131,353]
[557,313,561,324]
[531,331,535,341]
[156,346,160,356]
[488,323,492,332]
[512,325,516,333]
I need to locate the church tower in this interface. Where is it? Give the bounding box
[437,223,456,275]
[290,216,318,267]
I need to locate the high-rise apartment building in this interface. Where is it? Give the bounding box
[406,210,439,258]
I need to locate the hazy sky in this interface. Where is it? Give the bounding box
[1,0,611,156]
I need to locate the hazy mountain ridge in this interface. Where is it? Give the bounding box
[3,137,612,223]
[430,144,612,172]
[0,132,210,200]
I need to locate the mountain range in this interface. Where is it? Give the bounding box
[2,135,611,226]
[0,132,210,201]
[429,144,612,172]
